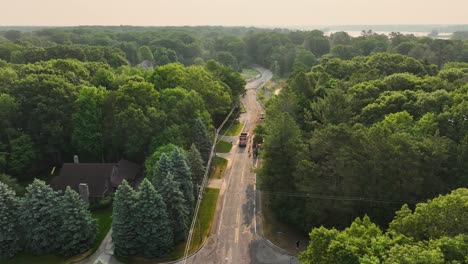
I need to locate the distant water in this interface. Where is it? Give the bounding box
[325,30,451,39]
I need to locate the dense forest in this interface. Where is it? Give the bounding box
[1,26,468,260]
[259,51,468,230]
[256,34,468,262]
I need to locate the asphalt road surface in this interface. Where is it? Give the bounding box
[182,68,298,264]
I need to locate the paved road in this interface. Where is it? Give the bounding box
[182,68,298,264]
[79,68,297,264]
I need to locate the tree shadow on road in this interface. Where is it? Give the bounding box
[248,239,298,264]
[243,184,254,227]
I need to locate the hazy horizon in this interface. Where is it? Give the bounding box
[2,0,468,26]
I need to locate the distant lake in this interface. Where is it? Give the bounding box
[324,30,452,39]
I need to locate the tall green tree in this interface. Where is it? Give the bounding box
[156,87,211,147]
[11,74,79,165]
[184,66,232,123]
[310,88,353,125]
[150,153,172,188]
[205,60,246,101]
[112,180,138,257]
[260,113,302,224]
[260,113,302,192]
[134,179,173,258]
[111,80,162,160]
[145,144,178,179]
[170,148,195,215]
[137,46,154,62]
[192,118,212,165]
[20,179,62,255]
[304,30,330,57]
[186,144,205,190]
[0,93,18,141]
[92,68,115,89]
[72,86,107,161]
[0,182,21,259]
[157,172,189,243]
[8,133,36,177]
[58,187,97,256]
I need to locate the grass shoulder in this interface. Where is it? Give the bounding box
[211,157,228,180]
[220,121,244,136]
[215,140,232,153]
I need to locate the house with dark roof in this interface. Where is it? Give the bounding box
[51,156,141,202]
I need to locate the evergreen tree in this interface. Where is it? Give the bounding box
[135,179,173,258]
[58,187,97,256]
[157,172,189,243]
[186,144,205,193]
[193,118,212,165]
[0,182,21,259]
[20,179,62,255]
[170,148,195,215]
[150,153,172,188]
[112,180,138,257]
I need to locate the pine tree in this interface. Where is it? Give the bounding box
[0,182,21,259]
[20,179,62,255]
[135,179,173,258]
[151,153,172,188]
[186,144,205,196]
[170,148,195,215]
[58,187,97,256]
[157,172,189,243]
[112,180,138,257]
[193,118,212,165]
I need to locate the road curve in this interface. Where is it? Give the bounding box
[182,67,298,264]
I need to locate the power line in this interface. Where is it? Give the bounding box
[258,190,419,204]
[182,103,239,264]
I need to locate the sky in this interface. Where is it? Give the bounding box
[1,0,468,26]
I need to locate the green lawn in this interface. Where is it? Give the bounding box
[220,121,244,136]
[188,188,219,252]
[0,254,68,264]
[241,68,260,80]
[117,188,220,264]
[91,208,113,252]
[240,104,246,114]
[215,140,232,153]
[211,157,228,179]
[0,207,112,264]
